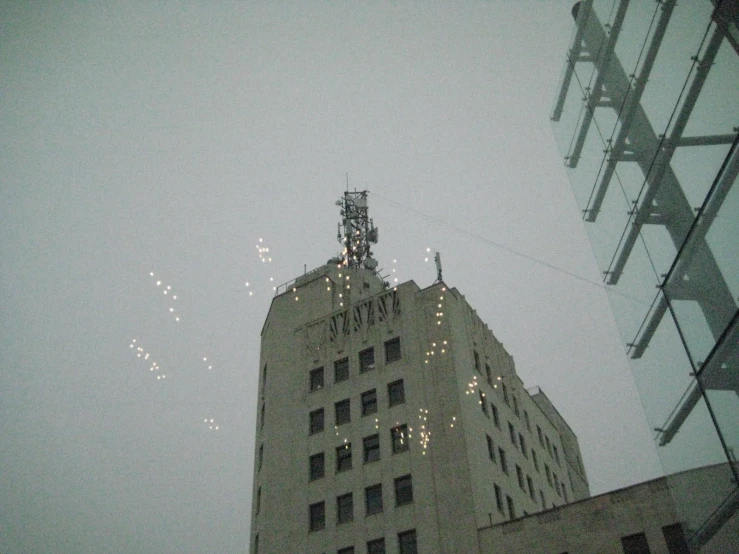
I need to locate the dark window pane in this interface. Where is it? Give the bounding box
[385,337,401,363]
[527,476,535,499]
[388,379,405,407]
[334,357,349,382]
[492,403,500,428]
[499,447,507,473]
[363,434,380,463]
[309,501,325,532]
[337,493,353,524]
[361,389,378,416]
[486,435,496,462]
[336,443,352,472]
[359,347,375,373]
[335,399,351,426]
[398,529,417,554]
[337,547,354,554]
[494,484,503,512]
[662,524,689,554]
[506,495,516,520]
[621,532,651,554]
[479,391,488,416]
[309,366,324,392]
[309,452,325,481]
[516,465,524,489]
[365,484,383,515]
[367,538,385,554]
[473,350,480,372]
[309,408,324,435]
[509,422,517,447]
[391,424,410,454]
[394,474,413,506]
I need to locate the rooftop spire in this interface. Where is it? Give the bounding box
[335,190,379,272]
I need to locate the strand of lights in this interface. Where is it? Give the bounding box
[256,237,273,264]
[204,418,220,431]
[129,338,165,380]
[418,408,430,454]
[202,356,213,371]
[149,272,180,322]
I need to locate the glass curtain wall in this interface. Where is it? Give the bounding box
[551,1,738,550]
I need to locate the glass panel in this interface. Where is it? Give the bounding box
[640,2,715,136]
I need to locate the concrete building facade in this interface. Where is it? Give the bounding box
[250,259,589,554]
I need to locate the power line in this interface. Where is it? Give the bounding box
[373,192,648,306]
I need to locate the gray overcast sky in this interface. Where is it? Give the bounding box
[1,2,663,553]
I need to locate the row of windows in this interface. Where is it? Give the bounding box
[473,349,563,469]
[486,433,567,507]
[309,380,405,434]
[309,338,402,392]
[327,530,416,554]
[309,476,414,531]
[310,424,410,480]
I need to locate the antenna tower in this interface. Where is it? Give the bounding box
[335,190,379,272]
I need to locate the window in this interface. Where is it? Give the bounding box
[309,501,325,532]
[365,484,383,515]
[506,495,516,520]
[364,434,380,463]
[553,444,560,465]
[485,363,492,385]
[335,399,351,426]
[361,389,378,416]
[527,476,535,499]
[486,435,496,463]
[309,366,324,392]
[508,422,517,448]
[260,402,265,429]
[491,402,500,428]
[254,533,258,554]
[513,395,520,417]
[256,487,261,514]
[309,452,325,481]
[562,484,568,503]
[554,473,561,496]
[473,350,480,373]
[479,391,489,416]
[499,447,507,473]
[258,444,263,471]
[262,363,267,387]
[662,524,689,554]
[336,443,352,472]
[391,424,410,454]
[385,337,401,363]
[524,410,531,431]
[519,434,527,457]
[359,347,375,372]
[388,379,405,406]
[309,408,324,435]
[337,548,354,554]
[334,357,349,383]
[337,493,353,524]
[394,474,413,506]
[532,449,539,472]
[516,465,525,490]
[545,464,552,486]
[398,529,417,554]
[540,490,546,509]
[545,435,552,456]
[494,483,504,512]
[367,538,385,554]
[621,532,651,554]
[537,425,544,447]
[501,382,509,405]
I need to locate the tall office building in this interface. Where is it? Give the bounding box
[551,1,738,550]
[249,191,589,554]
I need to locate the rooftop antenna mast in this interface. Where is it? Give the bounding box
[434,252,443,284]
[335,189,379,272]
